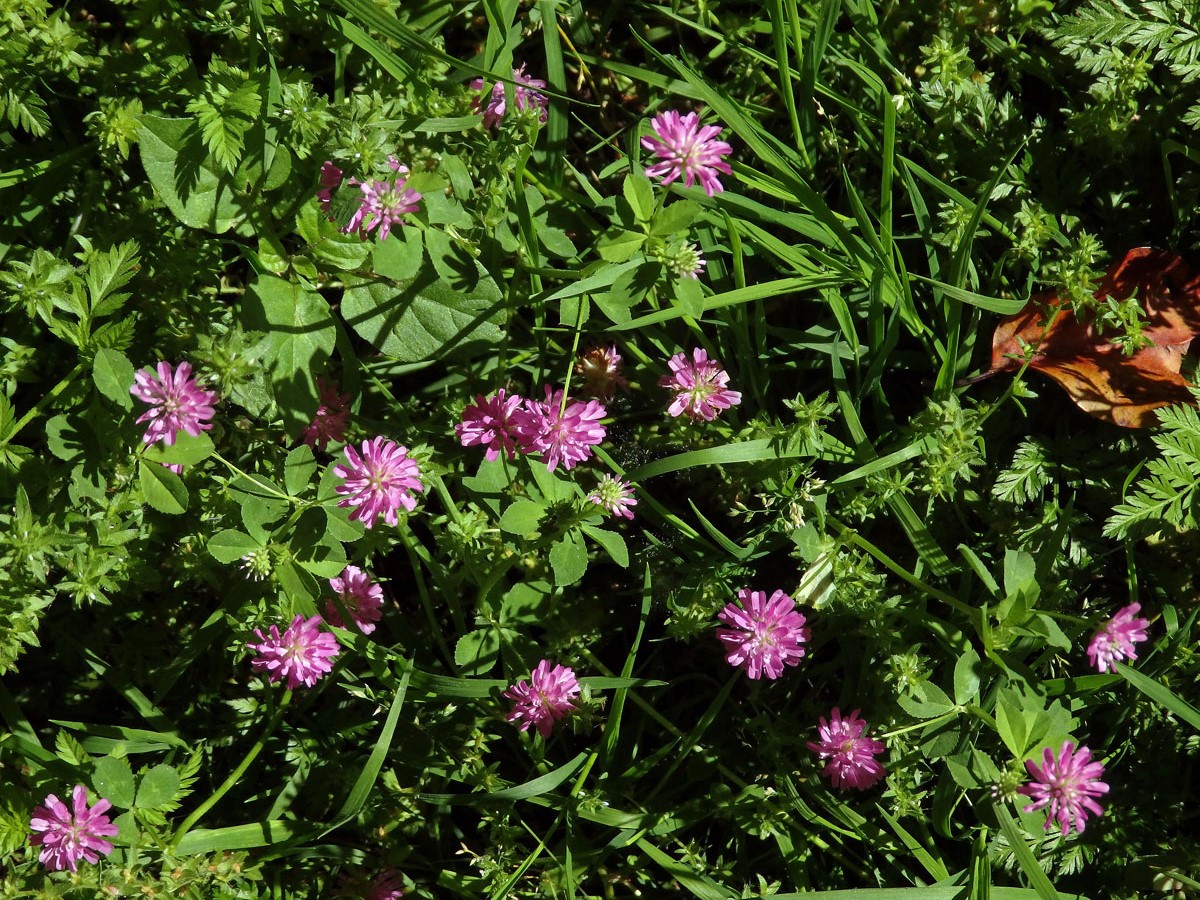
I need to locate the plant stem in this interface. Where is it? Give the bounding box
[171,689,293,848]
[2,364,83,445]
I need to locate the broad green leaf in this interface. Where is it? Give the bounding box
[294,534,348,578]
[138,116,241,233]
[296,202,371,271]
[550,532,588,586]
[597,228,647,263]
[207,529,262,564]
[92,348,134,410]
[499,499,546,535]
[94,756,136,809]
[341,264,504,363]
[370,227,424,281]
[242,275,336,433]
[454,628,501,675]
[671,274,704,318]
[144,433,215,467]
[622,173,655,223]
[283,444,318,496]
[996,690,1027,757]
[138,462,188,515]
[582,525,629,568]
[45,415,87,463]
[650,200,701,237]
[135,765,180,810]
[953,645,982,706]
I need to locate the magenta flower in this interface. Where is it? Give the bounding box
[130,361,218,446]
[641,110,733,197]
[456,389,525,461]
[326,565,385,634]
[588,475,637,520]
[807,708,887,791]
[248,614,340,690]
[716,588,810,680]
[317,160,343,215]
[575,345,629,403]
[659,347,742,421]
[337,868,405,899]
[333,437,424,528]
[504,659,581,738]
[514,386,607,472]
[342,160,421,241]
[363,870,405,900]
[1087,602,1150,673]
[470,64,549,129]
[28,785,119,873]
[1018,742,1109,835]
[301,376,351,451]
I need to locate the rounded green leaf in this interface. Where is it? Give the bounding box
[93,757,136,809]
[135,764,180,810]
[138,461,188,514]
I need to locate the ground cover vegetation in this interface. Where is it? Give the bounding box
[1,0,1199,896]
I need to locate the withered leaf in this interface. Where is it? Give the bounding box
[978,248,1200,428]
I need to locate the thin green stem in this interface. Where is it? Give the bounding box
[171,689,293,847]
[3,364,84,445]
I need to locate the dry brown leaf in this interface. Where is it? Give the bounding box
[979,248,1200,428]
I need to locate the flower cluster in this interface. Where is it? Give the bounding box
[807,708,888,791]
[301,377,351,450]
[326,565,385,634]
[471,64,549,128]
[588,474,637,520]
[717,589,810,681]
[642,110,733,197]
[334,437,425,529]
[29,785,119,873]
[456,386,607,472]
[504,660,581,738]
[248,614,341,690]
[315,156,421,241]
[1019,742,1109,835]
[130,361,218,453]
[660,347,742,421]
[1087,602,1150,673]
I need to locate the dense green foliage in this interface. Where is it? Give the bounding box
[1,0,1199,897]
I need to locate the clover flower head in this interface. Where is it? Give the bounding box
[248,614,341,690]
[1087,602,1150,673]
[716,588,810,680]
[240,546,273,582]
[641,110,733,196]
[470,64,549,129]
[806,708,887,791]
[504,659,581,738]
[301,376,351,451]
[29,785,119,873]
[575,345,629,402]
[666,241,707,280]
[326,565,385,635]
[513,386,607,472]
[588,475,637,520]
[336,867,405,900]
[317,160,343,214]
[456,389,525,461]
[130,361,218,446]
[660,347,742,421]
[342,163,421,241]
[1018,742,1109,835]
[333,437,424,528]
